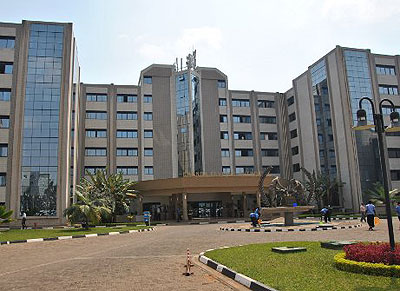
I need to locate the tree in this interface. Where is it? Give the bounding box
[301,168,344,208]
[78,170,139,222]
[64,192,111,229]
[0,206,13,224]
[364,182,399,204]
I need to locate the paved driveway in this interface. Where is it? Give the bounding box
[0,219,399,290]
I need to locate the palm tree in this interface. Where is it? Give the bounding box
[78,170,139,222]
[0,206,13,224]
[64,191,111,229]
[301,168,344,208]
[364,182,399,204]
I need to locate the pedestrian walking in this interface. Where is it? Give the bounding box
[176,207,181,222]
[396,202,400,230]
[320,207,328,223]
[365,201,376,231]
[360,202,366,223]
[21,212,27,229]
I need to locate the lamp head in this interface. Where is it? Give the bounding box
[357,109,367,121]
[390,111,399,123]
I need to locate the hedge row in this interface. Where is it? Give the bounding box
[334,252,400,277]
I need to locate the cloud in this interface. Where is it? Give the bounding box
[135,27,223,63]
[321,0,400,23]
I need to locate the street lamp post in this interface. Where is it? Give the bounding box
[355,97,399,251]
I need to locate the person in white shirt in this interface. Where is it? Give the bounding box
[21,212,27,229]
[360,203,366,223]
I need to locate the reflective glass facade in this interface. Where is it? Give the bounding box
[344,50,380,197]
[311,60,338,204]
[20,24,64,216]
[175,73,191,176]
[192,73,202,173]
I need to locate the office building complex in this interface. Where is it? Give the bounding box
[1,20,399,224]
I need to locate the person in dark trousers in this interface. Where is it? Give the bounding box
[365,201,376,231]
[176,207,181,222]
[396,202,400,230]
[249,209,259,227]
[320,207,328,223]
[21,212,27,229]
[360,202,366,223]
[326,205,332,222]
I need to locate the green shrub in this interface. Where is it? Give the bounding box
[334,252,400,277]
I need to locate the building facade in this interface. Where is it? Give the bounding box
[1,20,399,223]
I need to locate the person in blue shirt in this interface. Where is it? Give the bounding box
[250,208,260,227]
[320,207,328,223]
[365,201,376,231]
[396,202,400,230]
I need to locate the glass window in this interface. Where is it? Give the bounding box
[260,132,278,140]
[86,111,107,120]
[143,95,152,103]
[0,89,11,101]
[85,167,106,175]
[233,115,251,123]
[220,115,228,123]
[117,148,138,156]
[117,111,137,120]
[291,146,299,155]
[0,62,13,74]
[293,163,300,172]
[0,36,15,49]
[117,167,138,175]
[86,129,107,138]
[0,173,5,186]
[235,149,254,157]
[144,148,153,156]
[222,166,231,174]
[85,148,107,156]
[259,116,276,124]
[290,129,297,139]
[144,130,153,138]
[117,94,137,103]
[144,166,154,175]
[235,166,253,174]
[144,112,153,121]
[257,100,274,108]
[219,98,227,106]
[263,166,280,174]
[117,130,137,138]
[233,132,252,140]
[0,116,10,128]
[232,99,250,107]
[220,131,229,139]
[261,149,279,157]
[221,149,230,157]
[0,144,7,157]
[217,80,226,88]
[379,85,398,95]
[143,76,152,84]
[388,148,400,158]
[86,94,107,102]
[287,96,295,106]
[376,65,396,75]
[289,113,296,122]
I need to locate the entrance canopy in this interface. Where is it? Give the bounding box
[136,174,274,196]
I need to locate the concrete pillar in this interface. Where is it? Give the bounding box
[138,197,143,215]
[182,192,188,221]
[242,192,248,218]
[256,192,261,209]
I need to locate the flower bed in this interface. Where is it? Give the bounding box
[343,242,400,265]
[334,253,400,277]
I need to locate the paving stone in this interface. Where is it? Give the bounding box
[271,246,307,253]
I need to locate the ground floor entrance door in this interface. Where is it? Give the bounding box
[189,201,222,218]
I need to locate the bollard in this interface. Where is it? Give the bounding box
[183,248,194,276]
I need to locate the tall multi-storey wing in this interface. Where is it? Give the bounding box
[1,21,78,224]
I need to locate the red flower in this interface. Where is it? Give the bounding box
[344,242,400,265]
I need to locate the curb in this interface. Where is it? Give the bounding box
[220,223,363,233]
[0,227,154,246]
[189,219,249,225]
[303,217,359,221]
[199,248,278,291]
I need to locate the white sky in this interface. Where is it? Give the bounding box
[2,0,400,92]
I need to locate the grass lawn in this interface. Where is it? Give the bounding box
[0,225,150,242]
[205,241,400,291]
